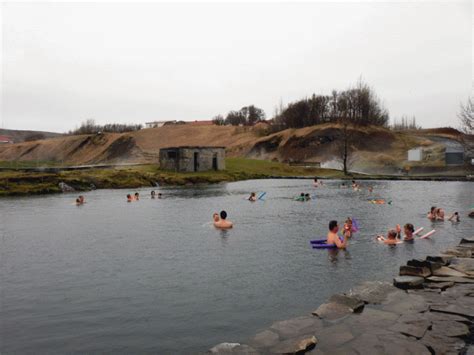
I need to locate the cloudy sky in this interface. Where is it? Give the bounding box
[1,1,472,132]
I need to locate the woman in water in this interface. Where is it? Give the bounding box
[427,206,437,220]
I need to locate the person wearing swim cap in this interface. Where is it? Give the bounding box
[213,210,233,229]
[326,220,348,249]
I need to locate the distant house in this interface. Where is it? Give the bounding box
[0,135,13,144]
[445,147,464,166]
[159,146,225,172]
[408,148,423,161]
[145,120,177,128]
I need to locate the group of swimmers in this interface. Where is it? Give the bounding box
[376,223,417,245]
[295,193,311,201]
[125,191,163,202]
[427,206,460,222]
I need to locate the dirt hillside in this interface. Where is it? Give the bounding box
[0,124,466,173]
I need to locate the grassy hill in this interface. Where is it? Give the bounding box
[0,128,62,143]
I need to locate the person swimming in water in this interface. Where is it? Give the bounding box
[151,190,156,199]
[212,212,220,223]
[368,186,373,193]
[326,220,349,249]
[427,206,437,220]
[403,223,415,241]
[76,197,82,206]
[134,192,140,201]
[448,212,460,222]
[295,193,306,201]
[127,194,133,202]
[157,193,163,199]
[305,193,311,201]
[313,178,319,187]
[213,210,233,229]
[435,208,445,220]
[248,192,257,202]
[376,229,399,245]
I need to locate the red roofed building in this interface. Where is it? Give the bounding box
[0,135,13,144]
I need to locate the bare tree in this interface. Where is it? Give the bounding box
[459,97,474,134]
[335,116,357,175]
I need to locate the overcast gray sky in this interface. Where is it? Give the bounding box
[1,1,472,132]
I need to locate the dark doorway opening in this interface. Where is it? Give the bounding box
[212,155,218,170]
[194,152,199,172]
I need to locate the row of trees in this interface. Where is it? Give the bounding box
[212,105,266,126]
[68,119,142,135]
[391,116,420,131]
[273,81,389,129]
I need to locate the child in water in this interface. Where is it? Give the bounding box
[213,210,233,229]
[376,229,399,245]
[343,218,355,238]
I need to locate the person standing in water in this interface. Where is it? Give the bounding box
[213,210,233,229]
[134,192,140,201]
[151,190,156,199]
[326,220,348,249]
[127,194,133,202]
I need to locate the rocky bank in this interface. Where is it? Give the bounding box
[208,237,474,355]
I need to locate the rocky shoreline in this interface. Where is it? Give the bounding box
[208,237,474,355]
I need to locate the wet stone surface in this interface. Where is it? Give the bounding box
[209,243,474,354]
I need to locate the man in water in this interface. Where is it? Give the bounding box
[326,220,348,249]
[248,192,257,202]
[213,210,233,229]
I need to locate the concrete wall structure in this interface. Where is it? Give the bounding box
[159,146,225,172]
[408,148,423,161]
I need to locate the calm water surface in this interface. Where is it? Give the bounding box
[1,179,473,353]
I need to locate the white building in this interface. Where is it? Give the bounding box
[408,148,423,161]
[145,120,177,128]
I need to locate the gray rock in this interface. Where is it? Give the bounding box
[381,292,429,314]
[449,258,474,273]
[343,308,400,330]
[467,345,474,355]
[329,294,364,312]
[430,303,474,318]
[269,316,323,339]
[426,255,453,265]
[461,237,474,244]
[431,320,470,337]
[407,259,443,271]
[399,265,431,278]
[312,302,352,320]
[389,318,431,338]
[251,330,280,348]
[209,343,260,354]
[311,324,354,349]
[269,335,317,354]
[421,331,465,355]
[393,276,425,289]
[423,311,470,323]
[427,276,474,284]
[442,248,472,258]
[432,266,468,277]
[424,281,455,290]
[348,281,398,304]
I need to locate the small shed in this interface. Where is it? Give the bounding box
[159,146,225,172]
[445,147,464,166]
[408,148,423,161]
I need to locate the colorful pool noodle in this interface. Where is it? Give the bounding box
[310,239,336,249]
[419,229,436,239]
[414,227,424,235]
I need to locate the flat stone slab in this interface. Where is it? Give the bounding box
[312,302,352,320]
[393,276,425,289]
[424,281,455,290]
[269,335,317,354]
[461,237,474,244]
[449,258,474,273]
[432,266,468,277]
[329,294,364,312]
[209,343,260,354]
[389,318,430,339]
[381,292,429,314]
[399,265,431,278]
[427,276,474,284]
[426,255,453,265]
[269,316,323,339]
[430,304,474,318]
[251,330,280,348]
[442,248,472,258]
[348,281,399,304]
[431,320,470,337]
[423,311,470,323]
[312,324,354,349]
[343,308,400,330]
[421,331,466,355]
